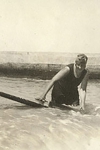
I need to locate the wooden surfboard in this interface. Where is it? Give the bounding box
[0,92,80,111]
[0,92,47,107]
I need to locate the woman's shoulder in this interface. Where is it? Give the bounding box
[62,63,74,75]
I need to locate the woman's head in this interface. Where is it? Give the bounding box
[75,54,88,64]
[75,54,88,71]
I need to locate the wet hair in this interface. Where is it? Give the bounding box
[75,54,88,65]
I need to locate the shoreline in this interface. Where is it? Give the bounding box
[0,51,100,79]
[0,63,99,79]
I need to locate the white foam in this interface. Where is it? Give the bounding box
[95,113,100,117]
[87,137,100,150]
[59,119,73,124]
[49,124,54,132]
[70,110,81,116]
[95,106,100,111]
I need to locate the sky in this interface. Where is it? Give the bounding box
[0,0,100,53]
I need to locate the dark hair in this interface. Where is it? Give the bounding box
[75,54,88,64]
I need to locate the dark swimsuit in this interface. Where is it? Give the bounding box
[51,63,87,105]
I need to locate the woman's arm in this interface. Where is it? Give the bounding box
[79,70,89,111]
[35,66,70,101]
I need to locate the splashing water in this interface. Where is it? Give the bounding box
[0,77,100,150]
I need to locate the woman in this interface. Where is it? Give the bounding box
[36,54,89,112]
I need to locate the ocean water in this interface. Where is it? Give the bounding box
[0,77,100,150]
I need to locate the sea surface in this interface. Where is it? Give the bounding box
[0,77,100,150]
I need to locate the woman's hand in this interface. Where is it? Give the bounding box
[35,95,49,107]
[35,94,46,103]
[80,107,85,114]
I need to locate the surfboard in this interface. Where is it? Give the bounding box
[0,92,47,107]
[0,92,80,111]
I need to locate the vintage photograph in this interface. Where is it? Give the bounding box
[0,0,100,150]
